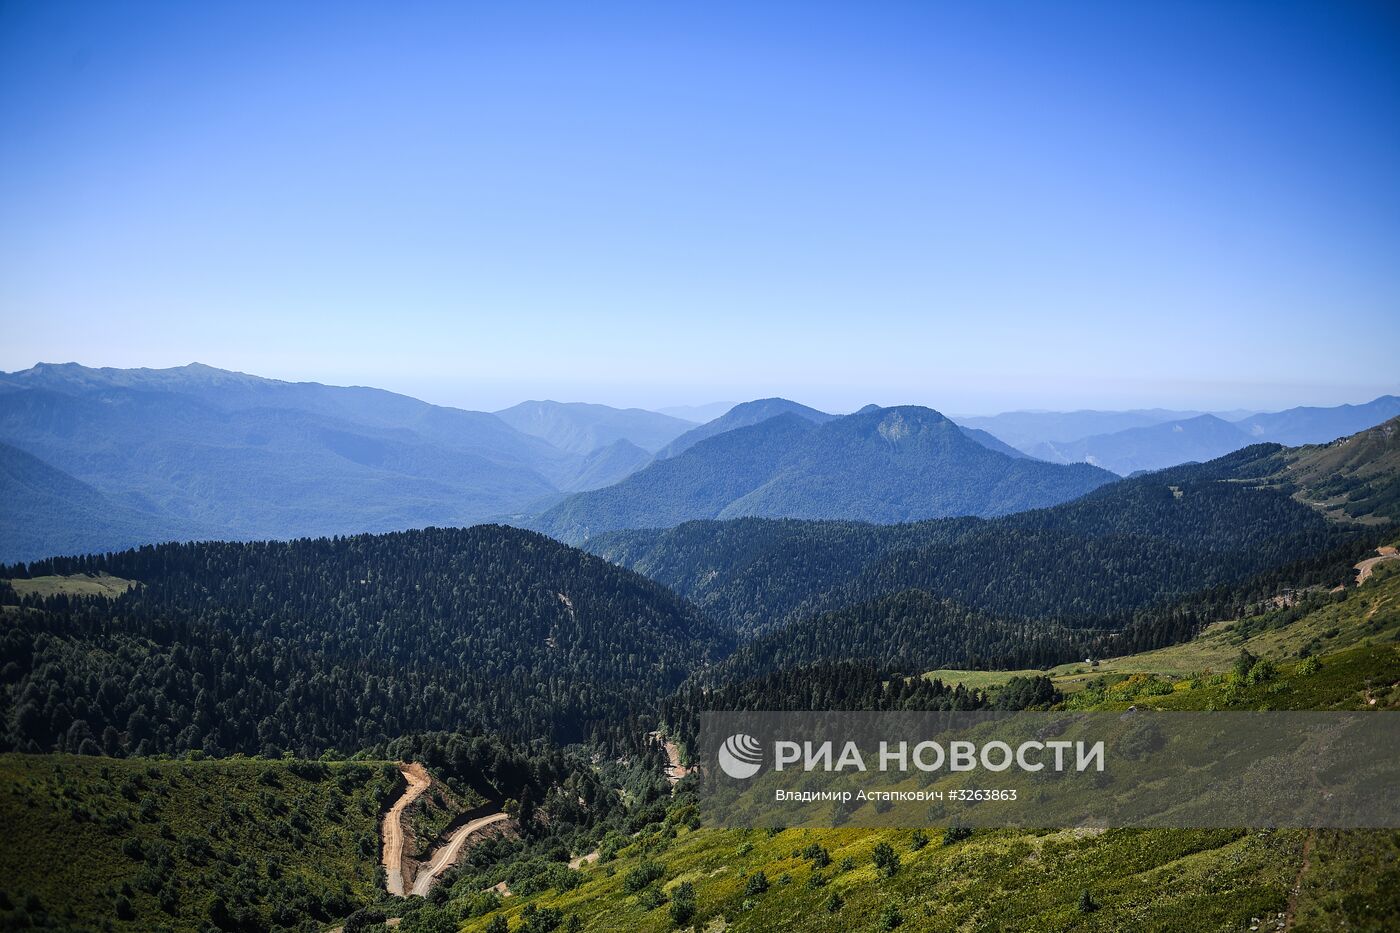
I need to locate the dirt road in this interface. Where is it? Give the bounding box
[382,762,431,896]
[409,811,509,896]
[1355,546,1400,585]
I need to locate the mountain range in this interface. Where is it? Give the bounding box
[528,405,1116,544]
[957,396,1400,475]
[3,362,1397,563]
[0,364,682,561]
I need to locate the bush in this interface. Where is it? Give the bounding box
[668,880,696,925]
[872,842,899,878]
[1078,890,1100,913]
[745,871,769,895]
[825,891,843,913]
[522,902,565,933]
[484,916,509,933]
[622,859,666,894]
[910,829,929,851]
[943,826,972,845]
[879,904,903,929]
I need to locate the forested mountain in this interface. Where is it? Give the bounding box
[718,406,1113,521]
[532,407,1115,544]
[0,525,733,756]
[0,364,649,562]
[1239,415,1400,523]
[530,414,821,544]
[561,439,654,493]
[0,442,200,562]
[1026,413,1254,475]
[654,397,835,459]
[1233,395,1400,446]
[493,400,694,454]
[592,440,1392,652]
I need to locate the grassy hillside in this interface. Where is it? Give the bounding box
[924,553,1400,699]
[441,576,1400,933]
[0,755,398,932]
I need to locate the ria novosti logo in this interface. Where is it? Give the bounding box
[717,733,763,779]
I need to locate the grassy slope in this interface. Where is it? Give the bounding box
[458,574,1400,933]
[0,756,399,932]
[7,572,138,599]
[929,552,1400,696]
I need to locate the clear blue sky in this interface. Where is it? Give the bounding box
[2,0,1397,414]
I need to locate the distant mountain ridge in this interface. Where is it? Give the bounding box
[957,395,1400,477]
[494,399,694,455]
[0,363,664,561]
[529,405,1116,543]
[655,397,836,459]
[1027,414,1255,475]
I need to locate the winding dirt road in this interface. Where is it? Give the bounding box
[409,811,510,896]
[1355,546,1399,585]
[382,763,431,896]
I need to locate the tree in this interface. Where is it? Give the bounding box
[669,881,696,925]
[872,842,899,877]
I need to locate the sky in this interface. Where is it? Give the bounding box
[1,1,1398,416]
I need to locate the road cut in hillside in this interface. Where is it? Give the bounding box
[382,762,431,896]
[409,811,510,896]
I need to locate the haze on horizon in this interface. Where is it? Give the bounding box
[2,1,1398,416]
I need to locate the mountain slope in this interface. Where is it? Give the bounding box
[958,425,1033,459]
[493,400,694,454]
[533,407,1115,543]
[0,361,572,478]
[0,441,202,563]
[1240,415,1400,523]
[0,363,633,558]
[1027,414,1254,475]
[0,525,734,752]
[0,386,557,555]
[719,407,1104,522]
[954,408,1213,449]
[1233,394,1400,446]
[654,398,835,459]
[531,414,819,543]
[562,438,654,492]
[592,437,1389,642]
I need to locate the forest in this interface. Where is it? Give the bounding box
[0,525,732,757]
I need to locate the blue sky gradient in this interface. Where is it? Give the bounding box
[2,0,1397,413]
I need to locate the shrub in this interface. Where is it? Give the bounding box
[522,902,565,933]
[1078,890,1100,913]
[910,829,929,851]
[623,859,665,894]
[872,842,900,878]
[825,891,844,912]
[745,871,769,895]
[879,904,903,929]
[943,826,972,845]
[668,880,696,925]
[484,916,509,933]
